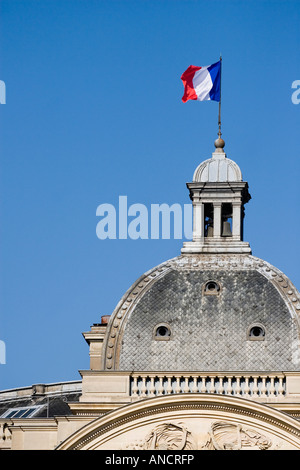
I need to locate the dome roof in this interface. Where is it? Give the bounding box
[193,152,243,182]
[102,254,300,372]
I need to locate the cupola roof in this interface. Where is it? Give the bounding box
[193,138,242,183]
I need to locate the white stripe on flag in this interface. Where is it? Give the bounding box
[192,66,213,101]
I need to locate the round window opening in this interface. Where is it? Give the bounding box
[249,325,265,339]
[204,281,221,294]
[156,326,171,337]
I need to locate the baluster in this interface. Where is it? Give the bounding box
[148,376,156,397]
[140,377,147,397]
[131,376,139,397]
[260,377,267,398]
[191,376,198,393]
[218,376,225,395]
[157,376,164,395]
[269,377,276,397]
[234,376,241,397]
[209,377,215,394]
[277,377,285,397]
[252,376,259,398]
[174,376,181,394]
[166,377,172,395]
[243,377,250,398]
[183,377,190,393]
[200,376,207,394]
[227,376,233,396]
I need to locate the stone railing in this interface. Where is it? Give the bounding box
[130,372,286,400]
[77,370,300,412]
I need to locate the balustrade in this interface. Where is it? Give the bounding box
[130,373,286,400]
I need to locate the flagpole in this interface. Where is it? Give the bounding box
[218,55,222,139]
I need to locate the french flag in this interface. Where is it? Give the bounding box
[181,60,221,103]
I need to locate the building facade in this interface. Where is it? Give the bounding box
[1,136,300,450]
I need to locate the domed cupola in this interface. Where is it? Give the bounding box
[182,136,251,254]
[193,138,242,182]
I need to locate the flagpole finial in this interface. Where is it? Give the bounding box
[214,134,225,153]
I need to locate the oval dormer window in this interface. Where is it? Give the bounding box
[153,323,172,341]
[203,281,221,295]
[247,324,266,341]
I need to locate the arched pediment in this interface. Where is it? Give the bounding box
[56,394,300,450]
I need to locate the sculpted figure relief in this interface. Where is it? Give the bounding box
[0,423,12,449]
[123,422,195,450]
[123,421,273,451]
[200,421,272,450]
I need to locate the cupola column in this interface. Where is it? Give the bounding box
[213,202,222,238]
[232,202,242,240]
[193,200,204,241]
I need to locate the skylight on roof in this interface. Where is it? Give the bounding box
[1,405,43,419]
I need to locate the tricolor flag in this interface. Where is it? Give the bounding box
[181,60,221,103]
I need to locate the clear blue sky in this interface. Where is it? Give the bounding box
[0,0,299,390]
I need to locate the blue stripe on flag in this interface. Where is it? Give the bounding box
[207,61,221,102]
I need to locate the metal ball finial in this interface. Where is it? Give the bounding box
[214,132,225,152]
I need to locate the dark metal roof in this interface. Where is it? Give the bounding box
[0,382,82,418]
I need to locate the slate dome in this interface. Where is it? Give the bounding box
[102,254,300,372]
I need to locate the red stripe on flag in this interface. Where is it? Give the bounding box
[181,65,202,103]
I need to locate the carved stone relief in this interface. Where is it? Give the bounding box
[0,423,12,449]
[123,422,195,450]
[199,421,272,450]
[123,420,278,450]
